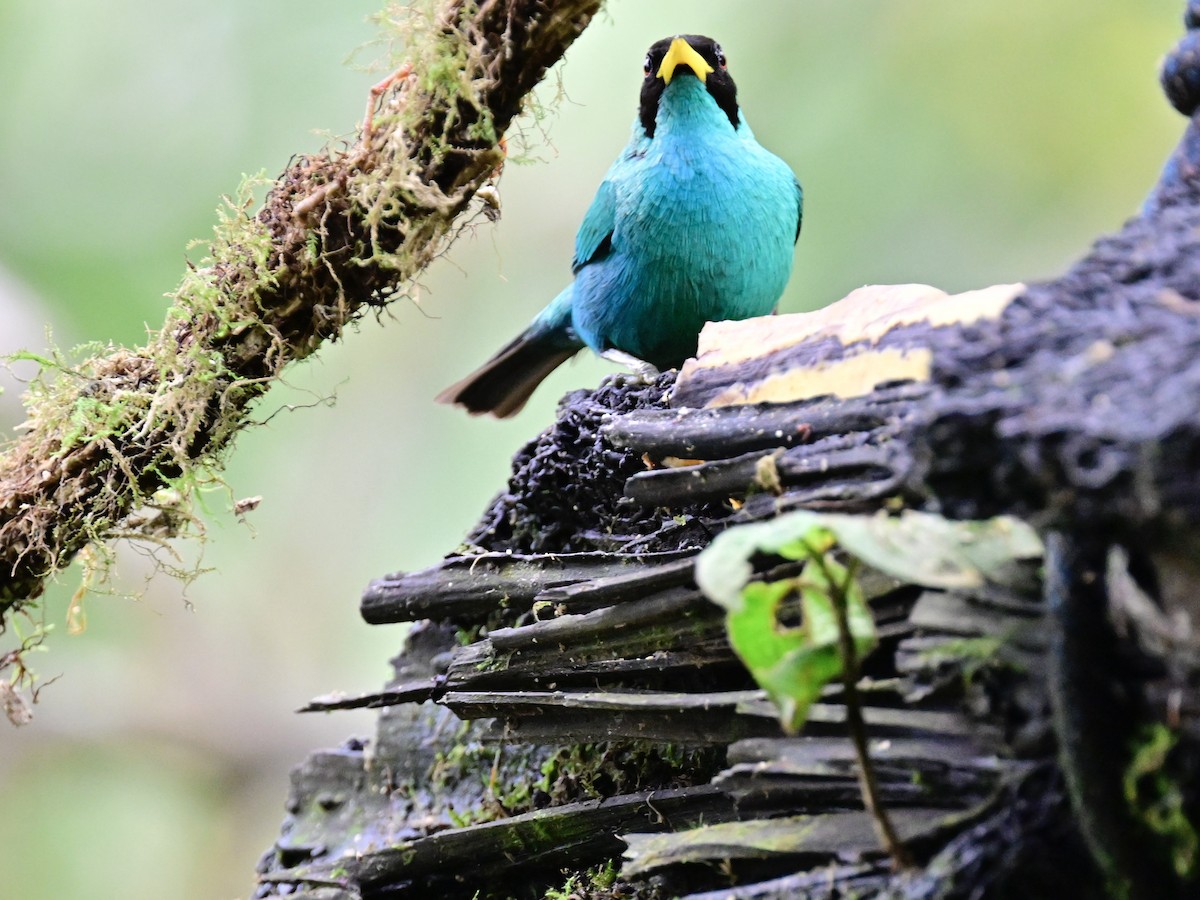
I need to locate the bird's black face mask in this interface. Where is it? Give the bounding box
[639,34,740,138]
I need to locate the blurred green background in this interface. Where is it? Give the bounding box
[0,1,1185,896]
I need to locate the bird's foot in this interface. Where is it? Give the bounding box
[601,350,660,384]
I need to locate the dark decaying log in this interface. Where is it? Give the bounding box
[272,549,1050,899]
[254,9,1200,900]
[360,551,697,625]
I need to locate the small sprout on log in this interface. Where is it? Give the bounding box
[698,509,1044,869]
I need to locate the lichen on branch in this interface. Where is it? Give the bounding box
[0,0,603,631]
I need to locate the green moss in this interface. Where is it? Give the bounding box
[447,806,493,829]
[351,0,504,272]
[426,734,553,826]
[498,779,532,811]
[1124,724,1200,879]
[917,635,1009,678]
[537,741,722,807]
[456,624,485,646]
[543,860,619,900]
[0,166,294,707]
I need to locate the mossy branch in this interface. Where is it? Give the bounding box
[0,0,603,616]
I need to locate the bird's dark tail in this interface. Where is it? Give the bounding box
[436,326,580,418]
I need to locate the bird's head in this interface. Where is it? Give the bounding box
[639,34,739,138]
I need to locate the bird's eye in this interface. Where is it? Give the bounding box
[715,45,727,68]
[643,53,652,75]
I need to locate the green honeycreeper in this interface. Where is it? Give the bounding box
[437,34,803,417]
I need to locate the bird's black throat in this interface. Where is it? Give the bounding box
[638,35,740,139]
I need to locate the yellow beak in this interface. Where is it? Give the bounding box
[656,37,714,85]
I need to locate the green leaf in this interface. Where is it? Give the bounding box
[696,512,831,611]
[808,511,1042,589]
[726,578,837,732]
[697,510,1041,603]
[719,548,877,733]
[695,509,1040,732]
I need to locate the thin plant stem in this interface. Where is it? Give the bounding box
[813,548,915,870]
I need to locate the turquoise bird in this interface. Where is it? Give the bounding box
[438,34,802,417]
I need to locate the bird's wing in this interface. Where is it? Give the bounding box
[793,176,804,244]
[571,179,616,273]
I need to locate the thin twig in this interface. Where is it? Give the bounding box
[818,550,915,870]
[362,62,415,142]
